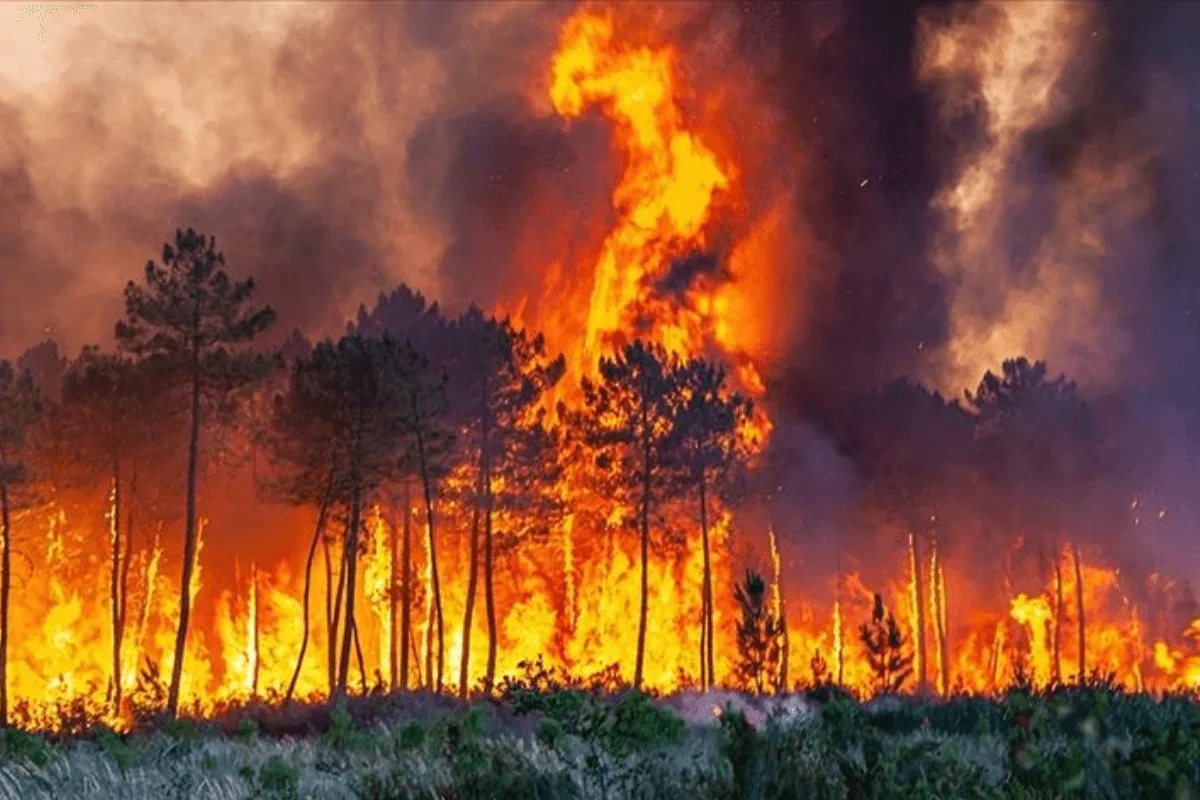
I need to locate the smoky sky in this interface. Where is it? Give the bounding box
[3,3,1200,519]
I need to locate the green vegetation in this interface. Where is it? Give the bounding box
[0,685,1196,799]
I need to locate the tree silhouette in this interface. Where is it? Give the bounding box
[394,342,453,694]
[351,285,448,692]
[859,593,913,696]
[116,227,276,716]
[0,361,45,724]
[270,334,418,698]
[844,378,973,695]
[967,357,1103,683]
[59,348,160,714]
[446,308,564,696]
[732,570,782,695]
[664,357,753,691]
[576,340,680,690]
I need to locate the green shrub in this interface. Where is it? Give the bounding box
[394,719,426,751]
[94,728,136,771]
[0,727,51,766]
[260,753,300,798]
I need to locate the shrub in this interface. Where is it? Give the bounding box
[259,754,300,798]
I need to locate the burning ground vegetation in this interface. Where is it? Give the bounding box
[0,2,1197,787]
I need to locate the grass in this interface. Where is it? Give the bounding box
[0,682,1197,799]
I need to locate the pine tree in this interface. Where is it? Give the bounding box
[268,334,416,698]
[732,570,782,695]
[859,593,914,696]
[446,308,563,696]
[117,228,276,717]
[665,357,753,691]
[576,341,680,690]
[0,362,45,724]
[60,348,159,714]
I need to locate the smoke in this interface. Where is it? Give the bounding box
[3,1,1199,585]
[0,1,571,359]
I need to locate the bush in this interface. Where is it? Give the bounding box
[259,754,299,798]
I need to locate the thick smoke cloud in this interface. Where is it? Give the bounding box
[0,2,565,359]
[2,1,1198,580]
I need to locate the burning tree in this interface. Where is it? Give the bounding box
[731,570,783,695]
[665,357,753,691]
[968,358,1106,684]
[394,341,453,694]
[266,334,424,698]
[116,227,276,717]
[352,286,448,691]
[576,340,680,691]
[860,593,914,696]
[844,378,973,695]
[445,308,564,696]
[0,362,45,725]
[58,348,160,714]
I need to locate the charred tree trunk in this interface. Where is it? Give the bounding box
[352,617,367,694]
[109,456,123,714]
[698,473,714,691]
[634,401,651,692]
[116,466,137,714]
[167,350,202,719]
[400,480,413,690]
[250,563,260,697]
[413,398,444,693]
[1073,543,1086,681]
[908,532,929,695]
[0,482,11,725]
[459,472,481,698]
[1052,549,1065,685]
[335,486,363,697]
[286,479,332,702]
[388,502,398,690]
[834,551,845,686]
[323,532,339,694]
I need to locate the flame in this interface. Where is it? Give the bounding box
[2,4,1199,733]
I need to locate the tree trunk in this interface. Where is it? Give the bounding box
[286,483,331,702]
[930,536,949,695]
[769,527,788,694]
[634,403,651,691]
[388,501,398,691]
[117,465,137,714]
[413,401,444,693]
[698,474,714,691]
[330,531,349,693]
[167,357,203,719]
[0,483,11,725]
[834,552,845,686]
[336,488,362,697]
[1073,543,1086,681]
[400,480,413,690]
[323,533,338,694]
[352,617,367,693]
[250,562,260,697]
[460,466,482,698]
[908,532,928,695]
[1052,548,1064,685]
[109,457,123,714]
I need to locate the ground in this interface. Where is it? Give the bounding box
[0,682,1197,799]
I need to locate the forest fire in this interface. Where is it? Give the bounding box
[0,1,1198,736]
